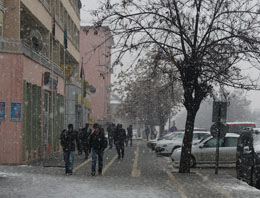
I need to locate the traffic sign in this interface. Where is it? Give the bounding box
[212,102,227,123]
[210,122,227,138]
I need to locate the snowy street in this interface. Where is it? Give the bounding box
[0,140,260,198]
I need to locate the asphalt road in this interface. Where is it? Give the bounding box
[0,140,260,198]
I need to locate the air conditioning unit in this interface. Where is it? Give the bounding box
[30,29,43,53]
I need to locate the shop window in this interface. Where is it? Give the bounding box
[0,24,2,37]
[0,11,3,37]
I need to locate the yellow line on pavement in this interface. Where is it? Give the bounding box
[131,144,141,177]
[102,155,118,175]
[74,148,109,173]
[74,158,91,173]
[167,171,188,198]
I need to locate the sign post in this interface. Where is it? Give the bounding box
[211,101,227,174]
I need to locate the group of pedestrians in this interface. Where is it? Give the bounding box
[60,123,107,176]
[59,122,133,176]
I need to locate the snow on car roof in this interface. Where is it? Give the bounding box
[193,131,210,133]
[223,133,240,137]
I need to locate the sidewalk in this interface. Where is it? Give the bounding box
[167,167,260,198]
[30,151,88,169]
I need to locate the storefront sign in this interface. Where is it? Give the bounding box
[0,102,5,120]
[10,103,21,121]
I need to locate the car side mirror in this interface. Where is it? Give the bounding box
[243,146,252,154]
[199,145,204,149]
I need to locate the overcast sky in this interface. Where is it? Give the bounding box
[80,0,100,26]
[79,0,260,112]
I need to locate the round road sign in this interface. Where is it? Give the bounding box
[210,122,227,138]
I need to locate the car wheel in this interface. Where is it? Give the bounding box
[171,146,181,154]
[190,155,196,168]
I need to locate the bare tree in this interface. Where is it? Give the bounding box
[115,50,182,137]
[93,0,260,173]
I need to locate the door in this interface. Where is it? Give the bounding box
[220,137,238,163]
[196,137,224,164]
[43,91,49,157]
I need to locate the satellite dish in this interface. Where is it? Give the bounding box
[30,29,43,52]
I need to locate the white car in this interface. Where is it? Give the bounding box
[155,131,210,156]
[147,132,176,150]
[171,133,239,167]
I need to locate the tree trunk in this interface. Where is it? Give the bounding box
[179,110,196,173]
[159,124,164,138]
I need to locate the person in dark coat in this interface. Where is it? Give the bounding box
[89,123,107,176]
[79,123,91,159]
[60,124,82,175]
[114,124,127,160]
[127,125,133,147]
[107,123,114,149]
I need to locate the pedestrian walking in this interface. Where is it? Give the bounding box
[60,124,82,175]
[114,124,127,160]
[145,125,150,141]
[107,123,114,149]
[127,125,133,147]
[89,123,107,176]
[79,123,91,159]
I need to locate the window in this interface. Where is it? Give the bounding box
[0,24,2,37]
[55,0,60,17]
[223,137,238,147]
[204,138,224,148]
[64,10,68,29]
[0,11,3,37]
[60,2,64,27]
[193,133,199,140]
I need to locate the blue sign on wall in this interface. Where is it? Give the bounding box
[0,102,5,120]
[11,103,21,121]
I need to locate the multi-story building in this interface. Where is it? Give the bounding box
[0,0,84,164]
[80,26,113,124]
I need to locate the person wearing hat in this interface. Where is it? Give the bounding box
[60,124,82,175]
[89,123,107,176]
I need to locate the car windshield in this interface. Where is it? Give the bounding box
[197,134,212,144]
[165,133,184,140]
[157,133,172,140]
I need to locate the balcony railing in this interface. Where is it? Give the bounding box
[0,38,64,78]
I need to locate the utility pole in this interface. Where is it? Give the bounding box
[63,47,66,129]
[51,6,55,152]
[81,57,84,128]
[64,27,68,129]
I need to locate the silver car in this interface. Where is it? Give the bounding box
[171,133,239,167]
[155,131,210,156]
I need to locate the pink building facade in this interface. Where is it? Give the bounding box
[80,26,113,123]
[0,0,81,164]
[0,52,64,164]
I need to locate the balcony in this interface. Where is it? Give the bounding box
[0,38,64,78]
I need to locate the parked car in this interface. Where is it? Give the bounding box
[155,131,210,156]
[147,132,176,150]
[171,133,239,167]
[236,128,260,189]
